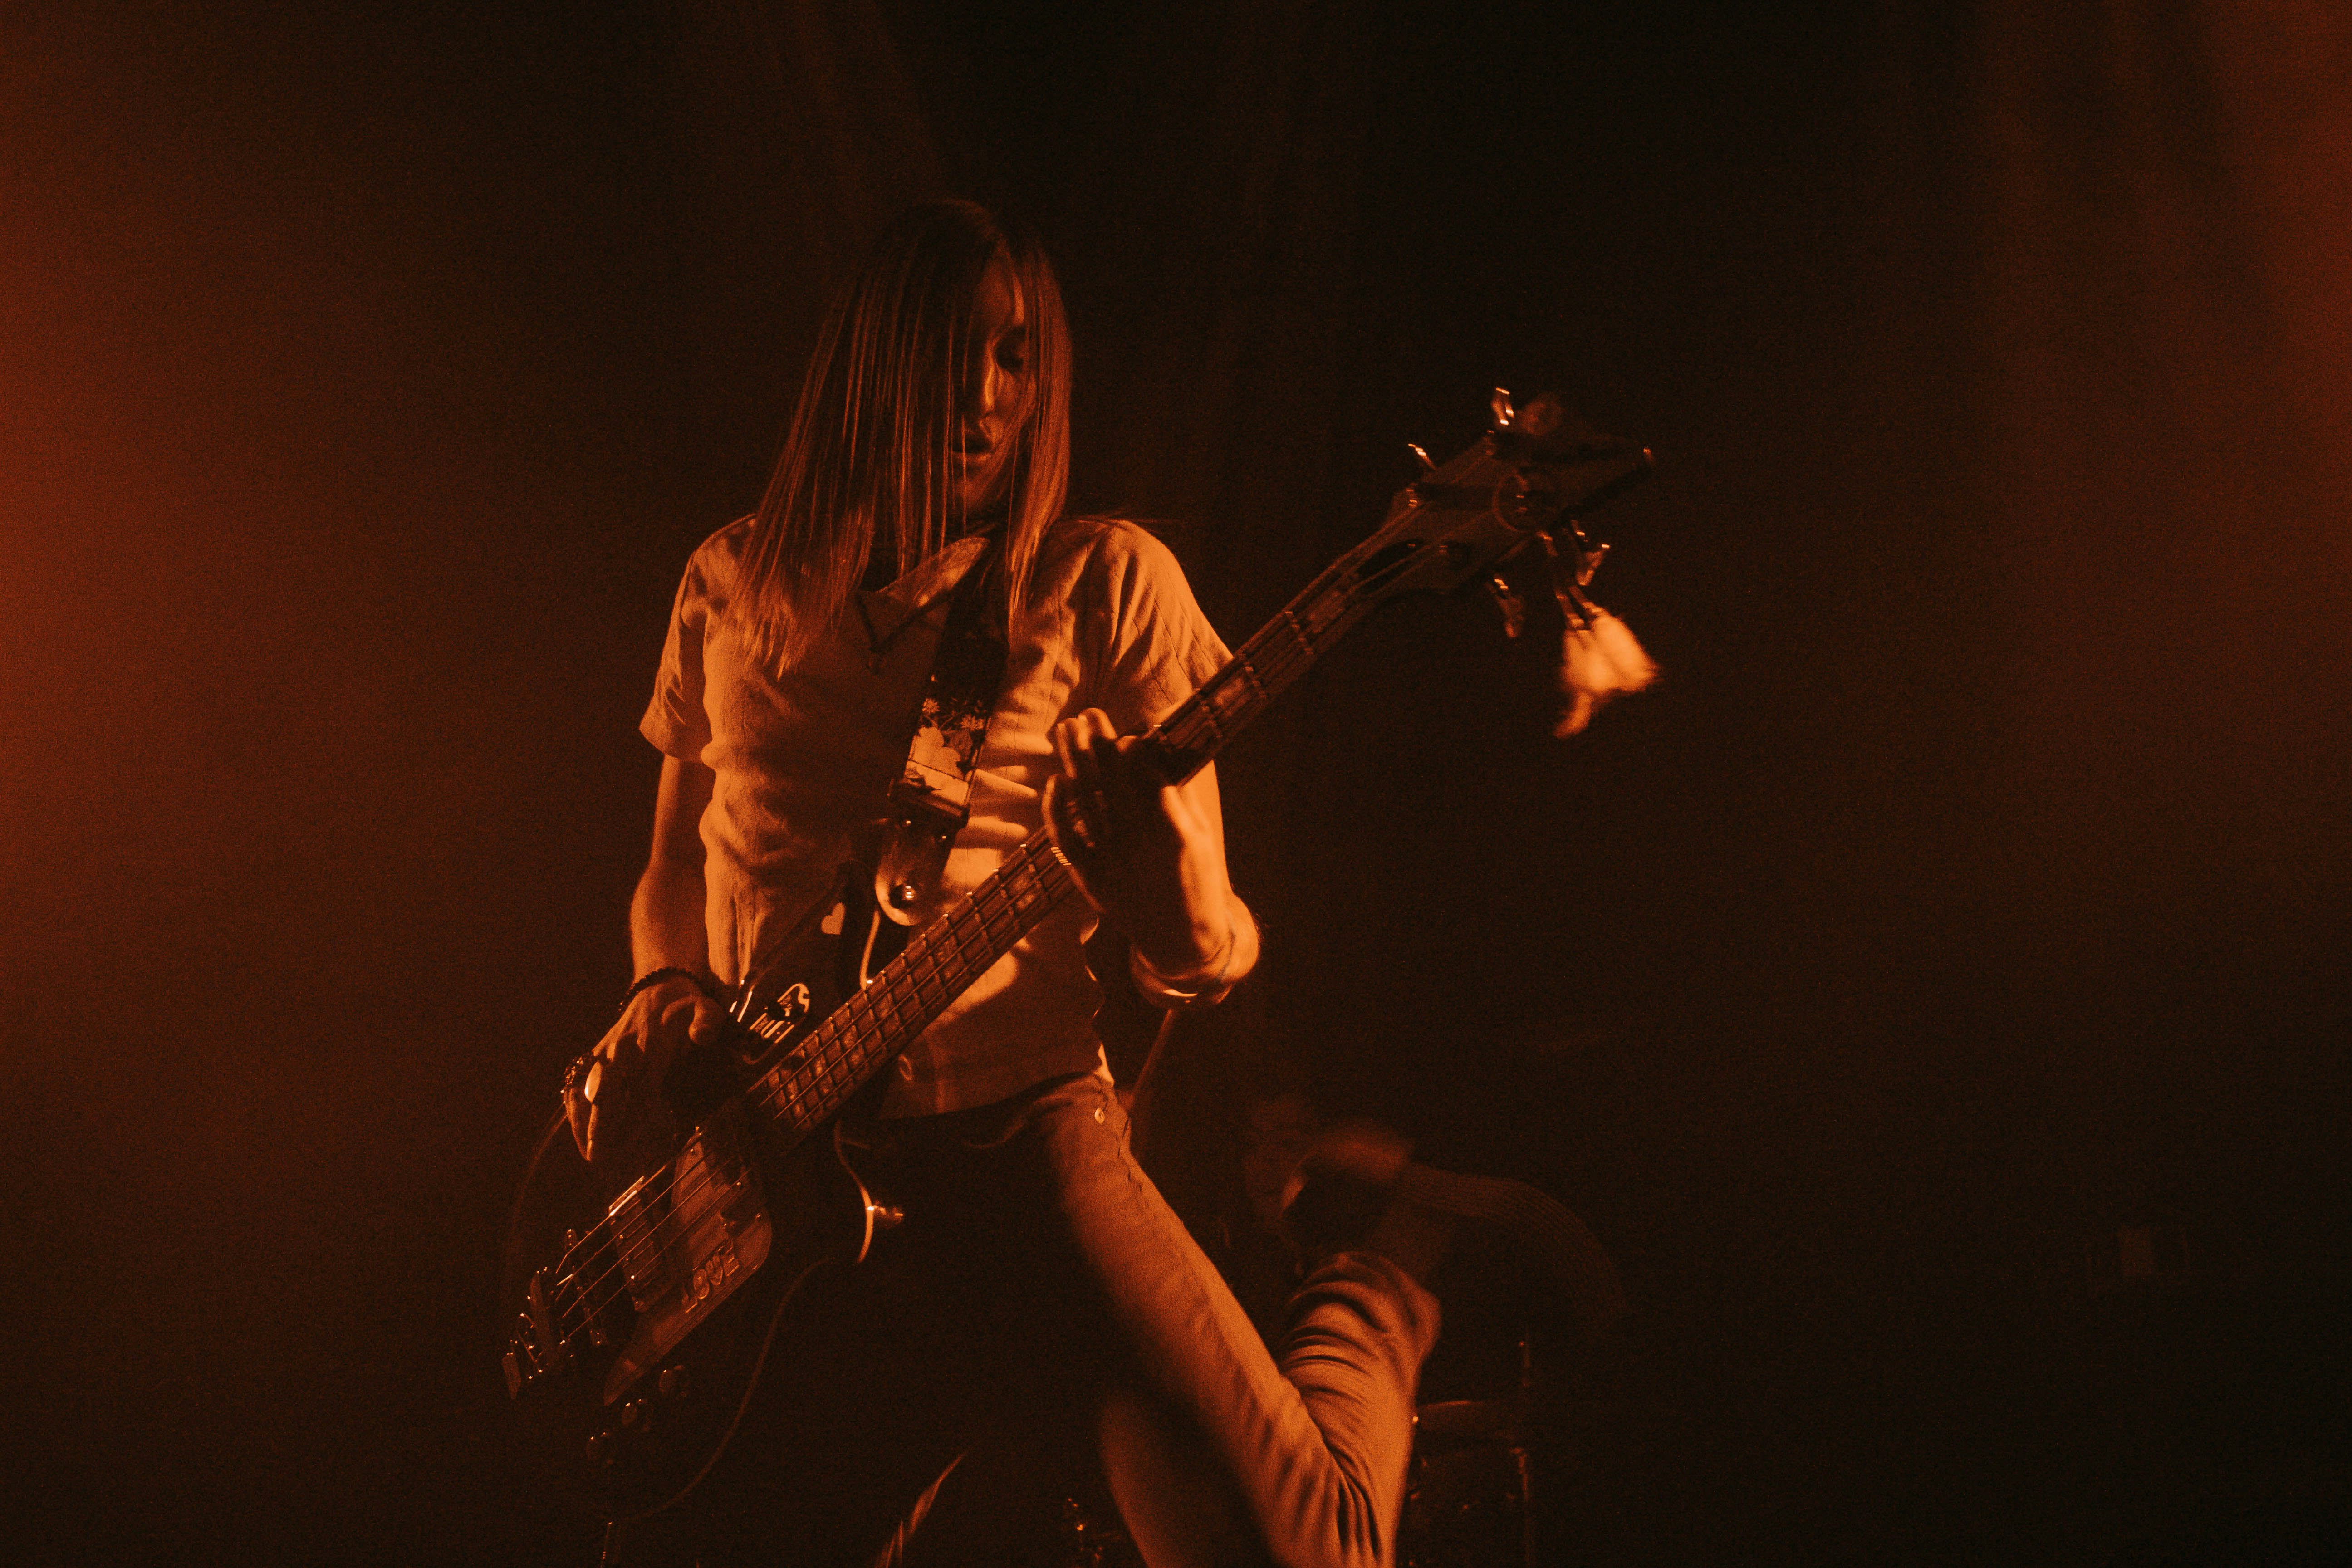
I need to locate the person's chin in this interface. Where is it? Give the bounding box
[955,464,1005,516]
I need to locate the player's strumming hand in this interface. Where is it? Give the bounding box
[566,973,729,1162]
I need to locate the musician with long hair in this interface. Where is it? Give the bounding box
[570,200,1442,1567]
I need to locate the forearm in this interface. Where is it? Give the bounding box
[628,855,711,979]
[577,848,717,1163]
[1123,762,1258,997]
[1127,887,1256,1010]
[1128,867,1255,980]
[572,756,720,1161]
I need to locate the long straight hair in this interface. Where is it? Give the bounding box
[730,201,1072,672]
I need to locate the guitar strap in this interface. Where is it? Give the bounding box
[869,533,1010,925]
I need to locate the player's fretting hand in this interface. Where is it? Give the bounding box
[1042,708,1233,976]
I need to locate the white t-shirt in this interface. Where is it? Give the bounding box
[641,514,1230,1116]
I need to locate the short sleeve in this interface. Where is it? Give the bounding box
[1080,523,1231,734]
[640,545,718,760]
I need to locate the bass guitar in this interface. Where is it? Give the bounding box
[499,390,1651,1522]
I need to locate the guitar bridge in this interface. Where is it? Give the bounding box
[503,1263,590,1397]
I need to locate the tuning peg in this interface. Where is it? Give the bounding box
[1406,442,1436,475]
[1490,387,1516,430]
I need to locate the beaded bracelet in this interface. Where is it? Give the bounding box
[622,966,722,1011]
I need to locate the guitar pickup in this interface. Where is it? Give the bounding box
[606,1106,770,1316]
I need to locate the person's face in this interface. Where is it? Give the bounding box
[951,257,1031,516]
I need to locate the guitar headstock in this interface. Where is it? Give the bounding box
[1146,390,1653,782]
[1345,390,1651,607]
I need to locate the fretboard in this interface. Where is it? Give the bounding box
[744,832,1075,1135]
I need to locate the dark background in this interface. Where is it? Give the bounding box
[7,1,2348,1563]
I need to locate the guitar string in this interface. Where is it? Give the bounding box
[534,537,1437,1348]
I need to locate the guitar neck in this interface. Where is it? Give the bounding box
[745,528,1402,1139]
[758,831,1078,1134]
[1149,530,1408,783]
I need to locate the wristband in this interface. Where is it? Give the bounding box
[622,967,721,1011]
[1128,924,1238,1011]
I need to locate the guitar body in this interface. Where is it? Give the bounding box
[499,869,909,1522]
